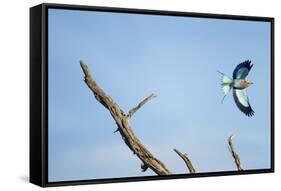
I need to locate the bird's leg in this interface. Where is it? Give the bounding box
[221,94,227,104]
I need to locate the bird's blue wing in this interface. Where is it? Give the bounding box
[232,60,253,79]
[233,89,254,117]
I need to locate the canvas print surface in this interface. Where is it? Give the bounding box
[48,8,271,182]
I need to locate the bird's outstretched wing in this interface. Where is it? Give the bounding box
[233,89,254,117]
[232,60,253,79]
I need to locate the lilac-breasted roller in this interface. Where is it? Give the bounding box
[218,60,254,117]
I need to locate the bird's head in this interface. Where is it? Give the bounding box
[246,80,254,87]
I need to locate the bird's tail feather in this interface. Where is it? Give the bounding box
[217,70,233,103]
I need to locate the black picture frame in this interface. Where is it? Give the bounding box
[30,3,275,187]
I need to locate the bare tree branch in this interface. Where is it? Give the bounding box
[127,93,157,118]
[228,134,243,171]
[174,149,196,173]
[80,60,171,175]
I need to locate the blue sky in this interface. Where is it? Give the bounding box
[48,8,271,182]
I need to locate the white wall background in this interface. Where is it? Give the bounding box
[0,0,279,190]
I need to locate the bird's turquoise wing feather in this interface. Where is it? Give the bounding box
[235,68,249,79]
[233,60,253,79]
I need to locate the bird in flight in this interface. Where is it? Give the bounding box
[218,60,254,117]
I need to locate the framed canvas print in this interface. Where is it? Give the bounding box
[30,3,274,187]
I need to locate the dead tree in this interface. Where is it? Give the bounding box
[80,60,244,175]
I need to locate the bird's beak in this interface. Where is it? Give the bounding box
[247,81,253,86]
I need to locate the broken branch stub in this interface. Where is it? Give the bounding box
[228,134,243,171]
[174,149,196,173]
